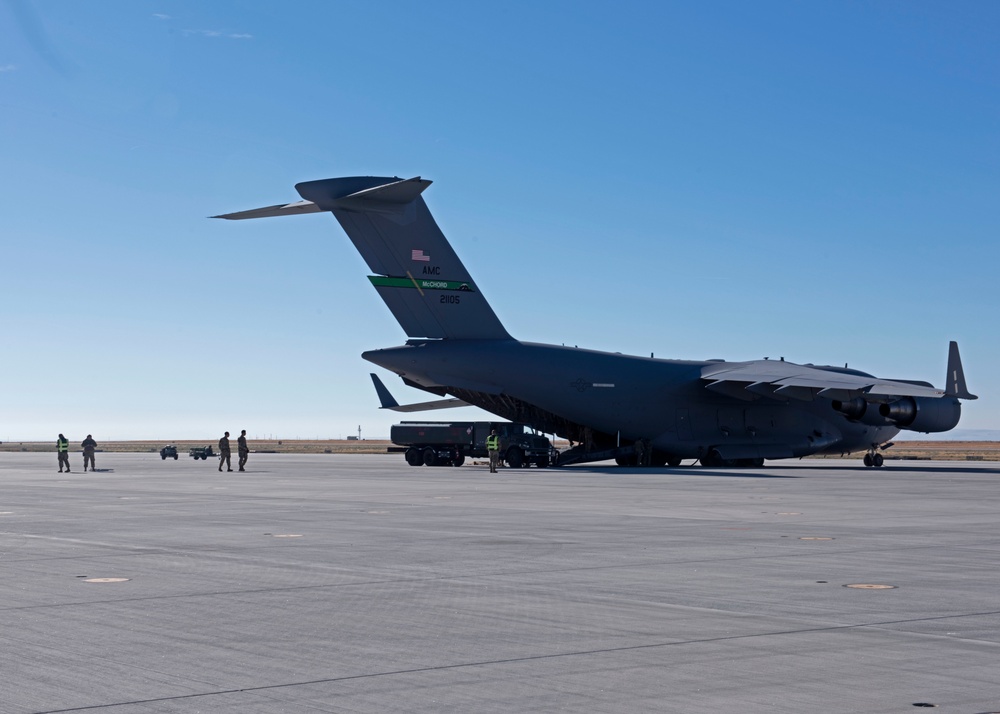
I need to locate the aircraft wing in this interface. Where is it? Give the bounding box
[701,361,946,403]
[703,341,976,403]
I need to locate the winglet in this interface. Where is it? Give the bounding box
[369,373,471,412]
[370,373,400,409]
[945,341,977,400]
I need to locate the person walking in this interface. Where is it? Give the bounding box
[486,429,500,474]
[81,434,98,472]
[237,429,249,471]
[218,431,232,472]
[57,433,71,473]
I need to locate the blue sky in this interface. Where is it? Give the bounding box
[2,0,997,441]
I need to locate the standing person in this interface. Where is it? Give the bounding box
[633,437,646,467]
[218,431,232,472]
[486,429,500,474]
[81,434,98,472]
[237,429,249,471]
[57,433,71,473]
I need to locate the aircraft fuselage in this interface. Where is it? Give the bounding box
[362,340,900,461]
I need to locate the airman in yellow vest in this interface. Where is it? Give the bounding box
[487,430,500,473]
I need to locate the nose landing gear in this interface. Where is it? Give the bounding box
[863,442,893,468]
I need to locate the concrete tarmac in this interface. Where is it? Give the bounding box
[1,453,999,713]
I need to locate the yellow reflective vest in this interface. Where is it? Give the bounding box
[57,437,69,452]
[486,435,499,451]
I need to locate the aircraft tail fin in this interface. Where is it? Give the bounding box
[302,176,511,340]
[216,176,510,340]
[945,341,977,400]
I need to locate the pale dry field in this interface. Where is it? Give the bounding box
[809,440,1000,462]
[0,439,392,455]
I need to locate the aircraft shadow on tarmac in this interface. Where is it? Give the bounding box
[745,462,1000,476]
[723,463,997,476]
[552,466,801,478]
[845,463,1000,475]
[547,462,1000,477]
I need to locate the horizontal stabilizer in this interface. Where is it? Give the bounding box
[331,177,432,210]
[369,373,470,412]
[212,200,321,220]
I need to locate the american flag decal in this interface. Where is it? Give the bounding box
[411,249,430,262]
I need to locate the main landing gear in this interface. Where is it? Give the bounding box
[863,442,893,468]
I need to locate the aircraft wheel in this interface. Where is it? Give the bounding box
[863,453,873,467]
[701,449,722,467]
[873,453,884,468]
[452,453,465,467]
[422,448,437,467]
[506,447,524,468]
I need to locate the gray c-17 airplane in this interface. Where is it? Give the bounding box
[216,175,977,468]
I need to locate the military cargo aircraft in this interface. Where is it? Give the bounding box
[216,176,977,468]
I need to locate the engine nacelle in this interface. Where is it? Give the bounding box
[831,397,891,426]
[879,397,962,433]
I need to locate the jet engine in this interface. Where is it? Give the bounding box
[879,397,962,433]
[831,398,890,426]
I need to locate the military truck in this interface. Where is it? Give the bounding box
[160,445,178,460]
[189,445,215,460]
[390,421,556,468]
